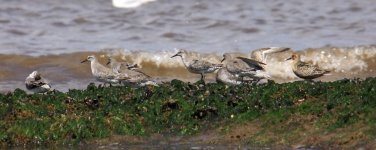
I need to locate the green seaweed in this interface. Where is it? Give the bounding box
[0,77,376,147]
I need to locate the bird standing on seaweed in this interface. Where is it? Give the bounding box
[286,53,330,80]
[221,53,268,83]
[171,48,223,81]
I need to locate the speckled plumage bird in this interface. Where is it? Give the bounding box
[171,49,223,80]
[286,53,330,80]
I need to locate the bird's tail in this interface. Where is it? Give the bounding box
[263,47,291,54]
[323,70,331,76]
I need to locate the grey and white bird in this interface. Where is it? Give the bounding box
[221,53,268,80]
[216,68,243,85]
[286,53,330,80]
[25,71,52,93]
[171,49,223,80]
[81,55,129,85]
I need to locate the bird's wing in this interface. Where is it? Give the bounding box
[134,70,151,78]
[96,71,116,79]
[236,57,265,70]
[190,59,212,70]
[227,60,254,72]
[114,73,130,80]
[296,61,327,74]
[126,68,151,78]
[297,61,316,70]
[261,47,291,54]
[121,69,150,81]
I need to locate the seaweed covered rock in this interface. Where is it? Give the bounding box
[0,78,376,148]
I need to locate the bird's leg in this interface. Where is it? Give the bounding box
[199,73,207,85]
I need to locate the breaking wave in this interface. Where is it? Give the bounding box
[104,45,376,82]
[0,45,376,92]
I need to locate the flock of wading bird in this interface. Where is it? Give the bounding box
[25,47,330,93]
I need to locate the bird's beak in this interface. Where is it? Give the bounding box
[221,57,225,63]
[81,59,88,63]
[106,60,110,65]
[285,57,292,61]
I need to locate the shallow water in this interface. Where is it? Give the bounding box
[1,0,376,55]
[1,0,376,92]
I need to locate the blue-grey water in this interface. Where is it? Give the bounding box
[1,0,376,55]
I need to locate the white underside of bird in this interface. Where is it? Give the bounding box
[216,68,242,85]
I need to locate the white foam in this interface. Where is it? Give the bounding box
[107,48,222,68]
[112,0,156,8]
[105,45,376,82]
